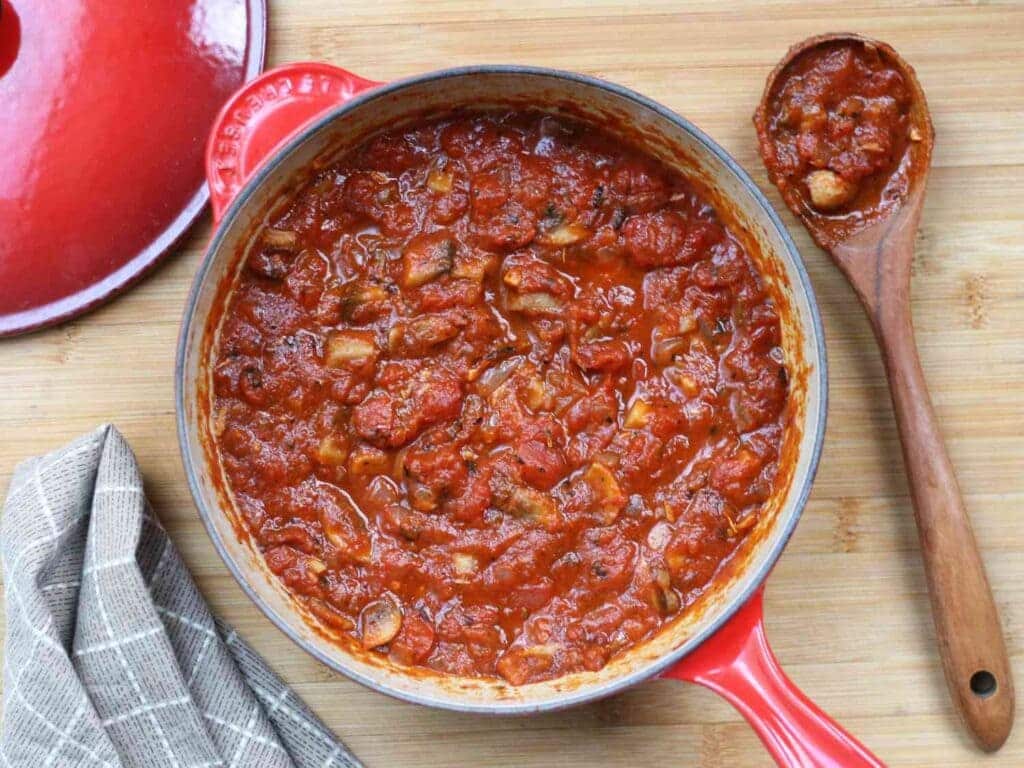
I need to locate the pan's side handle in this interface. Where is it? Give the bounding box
[663,588,886,767]
[204,62,382,223]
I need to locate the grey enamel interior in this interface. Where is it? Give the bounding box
[177,66,827,714]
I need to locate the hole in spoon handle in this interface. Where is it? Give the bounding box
[874,307,1015,752]
[970,670,998,699]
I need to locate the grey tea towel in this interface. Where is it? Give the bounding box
[1,425,363,768]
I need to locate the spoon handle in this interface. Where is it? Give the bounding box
[875,301,1014,751]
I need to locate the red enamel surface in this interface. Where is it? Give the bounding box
[664,588,886,767]
[206,62,381,222]
[0,0,265,336]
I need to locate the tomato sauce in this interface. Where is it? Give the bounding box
[756,40,924,244]
[210,112,789,684]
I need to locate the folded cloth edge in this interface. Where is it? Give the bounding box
[1,425,362,768]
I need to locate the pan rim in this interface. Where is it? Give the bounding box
[175,63,829,715]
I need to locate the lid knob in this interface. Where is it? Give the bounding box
[0,0,21,79]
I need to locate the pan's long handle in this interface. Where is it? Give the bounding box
[873,300,1015,751]
[664,588,886,767]
[204,62,382,223]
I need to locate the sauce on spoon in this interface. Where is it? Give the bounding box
[755,38,929,248]
[754,34,1014,753]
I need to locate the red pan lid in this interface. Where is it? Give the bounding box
[0,0,266,336]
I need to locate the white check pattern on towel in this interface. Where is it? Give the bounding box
[1,425,362,768]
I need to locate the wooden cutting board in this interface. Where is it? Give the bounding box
[1,1,1021,764]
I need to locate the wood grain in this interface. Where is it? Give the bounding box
[754,32,1014,751]
[2,1,1022,765]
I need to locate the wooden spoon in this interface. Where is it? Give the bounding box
[754,33,1014,752]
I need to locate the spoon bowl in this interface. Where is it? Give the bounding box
[754,33,1014,753]
[755,33,933,263]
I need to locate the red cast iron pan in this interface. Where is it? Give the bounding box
[179,62,884,767]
